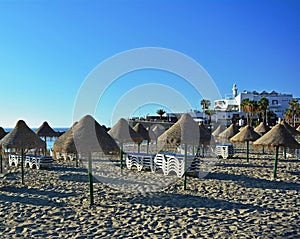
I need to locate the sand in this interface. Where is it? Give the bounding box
[0,152,299,238]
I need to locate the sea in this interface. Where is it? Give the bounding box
[4,128,69,150]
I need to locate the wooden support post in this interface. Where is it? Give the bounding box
[273,146,279,179]
[88,152,94,206]
[183,144,188,190]
[21,149,24,185]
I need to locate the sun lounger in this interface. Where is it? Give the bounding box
[126,152,200,177]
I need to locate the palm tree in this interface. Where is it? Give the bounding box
[156,109,166,119]
[284,108,293,124]
[258,98,269,124]
[288,99,299,126]
[249,100,258,126]
[201,99,211,123]
[200,99,211,111]
[241,99,258,126]
[204,109,215,125]
[241,99,251,126]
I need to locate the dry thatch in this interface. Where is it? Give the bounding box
[133,123,150,142]
[231,125,260,143]
[53,115,120,155]
[0,120,45,150]
[157,113,199,150]
[53,122,77,153]
[254,122,270,134]
[219,124,239,140]
[281,120,300,136]
[35,121,58,137]
[0,127,7,140]
[212,125,225,137]
[253,123,300,148]
[108,118,143,143]
[149,124,165,140]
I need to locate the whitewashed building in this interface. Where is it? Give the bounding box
[213,84,293,125]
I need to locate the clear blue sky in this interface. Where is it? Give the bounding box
[0,0,299,128]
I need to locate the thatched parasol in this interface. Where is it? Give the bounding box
[281,120,300,136]
[254,122,270,135]
[0,120,46,184]
[157,113,200,190]
[157,113,199,151]
[36,121,58,152]
[133,123,150,153]
[108,118,143,169]
[218,124,239,142]
[0,120,45,151]
[53,116,119,155]
[212,125,225,137]
[73,115,119,154]
[73,115,120,206]
[149,124,165,141]
[253,123,300,178]
[297,125,300,132]
[108,118,143,144]
[230,125,260,162]
[53,122,77,154]
[36,121,58,138]
[0,127,7,140]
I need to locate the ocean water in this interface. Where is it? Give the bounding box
[3,128,69,150]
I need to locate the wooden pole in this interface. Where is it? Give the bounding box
[120,143,124,170]
[21,148,24,184]
[88,152,94,205]
[146,141,149,154]
[183,144,188,190]
[75,153,79,167]
[273,146,279,179]
[246,141,249,163]
[0,153,2,174]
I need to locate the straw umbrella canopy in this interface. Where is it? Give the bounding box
[133,123,150,153]
[0,127,7,140]
[230,125,260,162]
[108,118,143,144]
[212,125,225,137]
[218,124,239,142]
[0,120,46,184]
[36,121,58,152]
[73,115,119,154]
[253,123,300,178]
[157,113,199,152]
[133,123,150,142]
[36,121,58,138]
[53,116,119,155]
[0,120,45,151]
[157,113,199,190]
[281,120,300,136]
[149,124,165,141]
[254,122,270,135]
[108,118,143,169]
[53,122,77,154]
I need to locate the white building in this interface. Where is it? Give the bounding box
[213,84,293,125]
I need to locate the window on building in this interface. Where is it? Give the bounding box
[272,100,278,105]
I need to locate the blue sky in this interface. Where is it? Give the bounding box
[0,0,299,128]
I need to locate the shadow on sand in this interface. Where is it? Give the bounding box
[204,172,300,191]
[128,192,286,213]
[0,186,74,207]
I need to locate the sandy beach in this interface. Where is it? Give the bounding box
[0,152,299,238]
